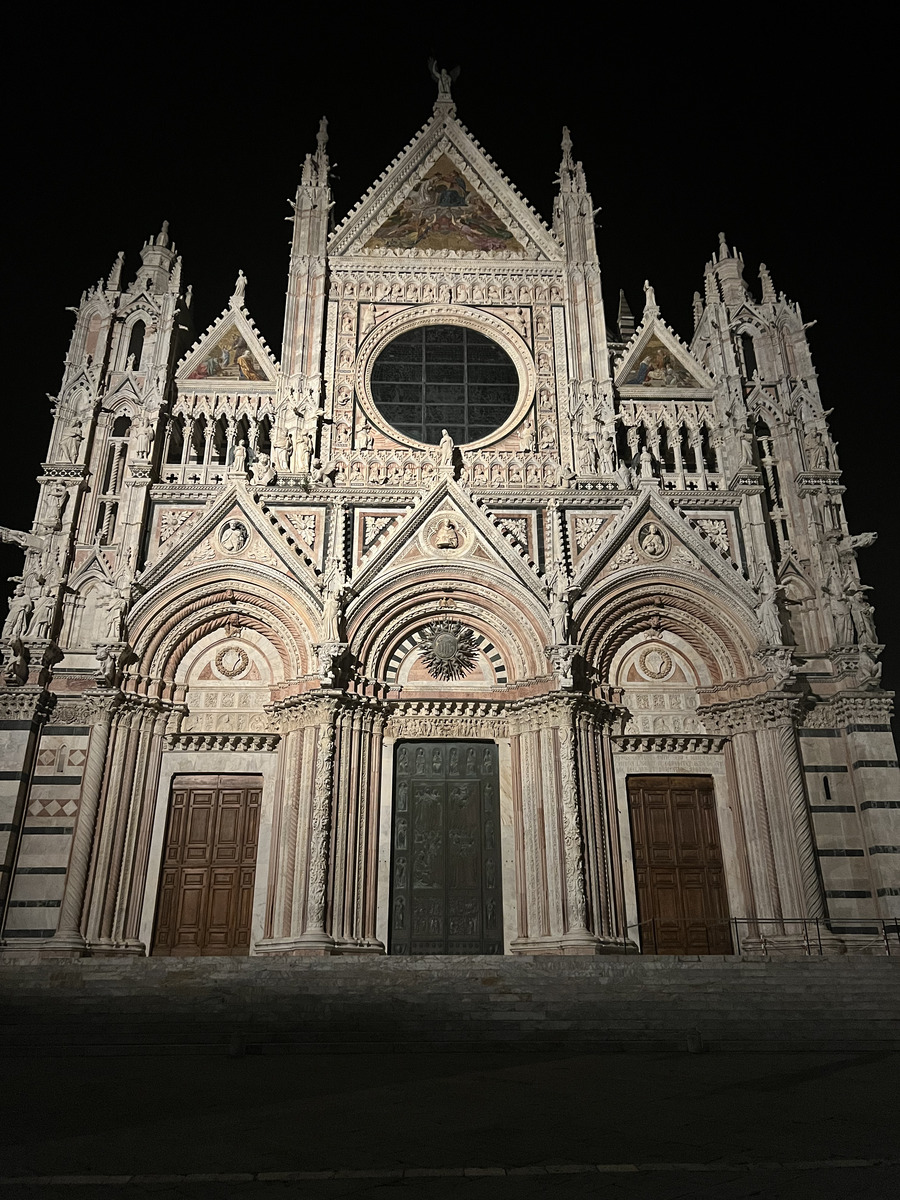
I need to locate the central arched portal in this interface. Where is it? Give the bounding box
[389,740,502,955]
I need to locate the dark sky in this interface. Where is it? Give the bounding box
[3,16,895,699]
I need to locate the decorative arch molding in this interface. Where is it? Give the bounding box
[385,627,508,686]
[354,303,537,452]
[127,572,318,685]
[607,628,712,690]
[578,578,759,687]
[348,567,549,684]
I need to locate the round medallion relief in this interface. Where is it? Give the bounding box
[637,522,668,559]
[638,645,674,681]
[215,645,250,679]
[219,520,249,553]
[422,515,468,555]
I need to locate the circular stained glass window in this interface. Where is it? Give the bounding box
[370,325,519,446]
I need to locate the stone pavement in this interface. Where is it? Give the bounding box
[1,1048,898,1198]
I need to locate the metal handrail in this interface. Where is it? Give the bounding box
[623,916,900,956]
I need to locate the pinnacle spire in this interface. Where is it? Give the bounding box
[107,251,124,291]
[759,262,776,304]
[316,116,329,175]
[617,289,635,340]
[560,126,574,172]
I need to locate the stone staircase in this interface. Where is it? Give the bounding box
[1,955,898,1055]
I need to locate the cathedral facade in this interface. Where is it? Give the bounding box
[1,79,897,960]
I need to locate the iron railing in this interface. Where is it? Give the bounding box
[624,917,900,957]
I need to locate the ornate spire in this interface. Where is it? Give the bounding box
[704,267,720,306]
[560,126,574,172]
[106,251,124,292]
[692,290,704,330]
[316,116,329,177]
[759,262,776,304]
[156,220,170,248]
[617,289,635,340]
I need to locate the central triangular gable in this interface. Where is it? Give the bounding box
[364,154,523,253]
[330,113,561,261]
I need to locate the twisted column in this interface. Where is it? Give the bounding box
[297,701,337,950]
[557,722,589,934]
[778,721,824,918]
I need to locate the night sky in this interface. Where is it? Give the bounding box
[4,17,895,703]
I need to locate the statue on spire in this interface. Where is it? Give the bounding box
[230,270,247,309]
[428,59,460,104]
[642,280,660,319]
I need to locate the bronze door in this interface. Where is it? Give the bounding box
[390,741,502,955]
[151,774,261,956]
[627,774,732,954]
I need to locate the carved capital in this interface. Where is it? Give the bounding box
[702,692,803,735]
[0,685,54,724]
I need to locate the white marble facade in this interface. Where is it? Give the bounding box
[1,75,897,959]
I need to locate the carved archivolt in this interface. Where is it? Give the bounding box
[127,574,317,685]
[349,571,548,683]
[579,579,757,687]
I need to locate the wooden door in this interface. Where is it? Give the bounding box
[390,741,502,955]
[151,774,261,956]
[627,774,732,954]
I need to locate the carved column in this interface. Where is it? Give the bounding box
[116,709,168,950]
[328,702,385,953]
[509,722,549,945]
[511,698,602,954]
[577,704,631,951]
[82,704,139,949]
[268,726,304,940]
[46,692,121,953]
[774,718,824,918]
[708,693,826,948]
[302,707,336,948]
[361,710,386,943]
[727,729,782,924]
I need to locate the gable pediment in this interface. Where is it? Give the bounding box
[329,114,561,262]
[176,304,279,387]
[349,479,545,599]
[137,485,319,596]
[574,491,757,608]
[615,320,713,395]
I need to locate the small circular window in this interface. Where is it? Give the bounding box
[370,325,519,446]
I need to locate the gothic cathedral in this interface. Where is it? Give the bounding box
[1,78,897,959]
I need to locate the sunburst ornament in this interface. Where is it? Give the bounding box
[418,620,478,681]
